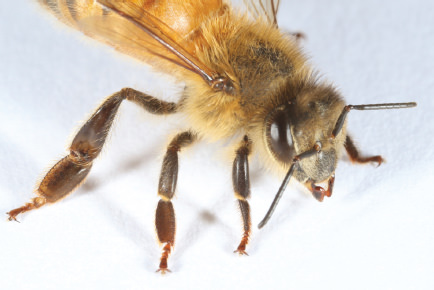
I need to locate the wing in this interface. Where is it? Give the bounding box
[243,0,280,27]
[38,0,226,86]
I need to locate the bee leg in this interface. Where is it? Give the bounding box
[232,136,252,255]
[7,93,124,220]
[290,31,305,42]
[155,131,196,274]
[345,135,384,166]
[307,175,335,202]
[7,88,177,221]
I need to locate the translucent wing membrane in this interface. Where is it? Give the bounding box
[243,0,280,27]
[96,0,218,83]
[39,0,225,85]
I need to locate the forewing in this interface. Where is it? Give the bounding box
[38,0,224,84]
[96,0,222,83]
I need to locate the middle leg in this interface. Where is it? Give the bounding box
[155,131,196,273]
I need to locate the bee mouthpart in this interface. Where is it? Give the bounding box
[307,175,335,202]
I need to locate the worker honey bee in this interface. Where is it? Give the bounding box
[8,0,416,273]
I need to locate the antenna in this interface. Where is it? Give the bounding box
[332,102,417,138]
[258,143,321,229]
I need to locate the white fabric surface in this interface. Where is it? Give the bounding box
[1,0,433,289]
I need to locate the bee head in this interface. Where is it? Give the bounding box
[258,77,416,229]
[263,79,346,183]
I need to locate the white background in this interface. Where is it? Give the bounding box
[1,1,433,289]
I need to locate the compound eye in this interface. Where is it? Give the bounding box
[265,108,295,163]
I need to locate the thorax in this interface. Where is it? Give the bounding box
[178,12,306,141]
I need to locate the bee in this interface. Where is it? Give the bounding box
[8,0,416,273]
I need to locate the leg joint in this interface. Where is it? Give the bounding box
[168,131,196,151]
[69,143,97,165]
[121,87,135,100]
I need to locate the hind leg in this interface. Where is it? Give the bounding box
[7,88,177,221]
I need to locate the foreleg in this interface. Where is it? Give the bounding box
[232,136,252,255]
